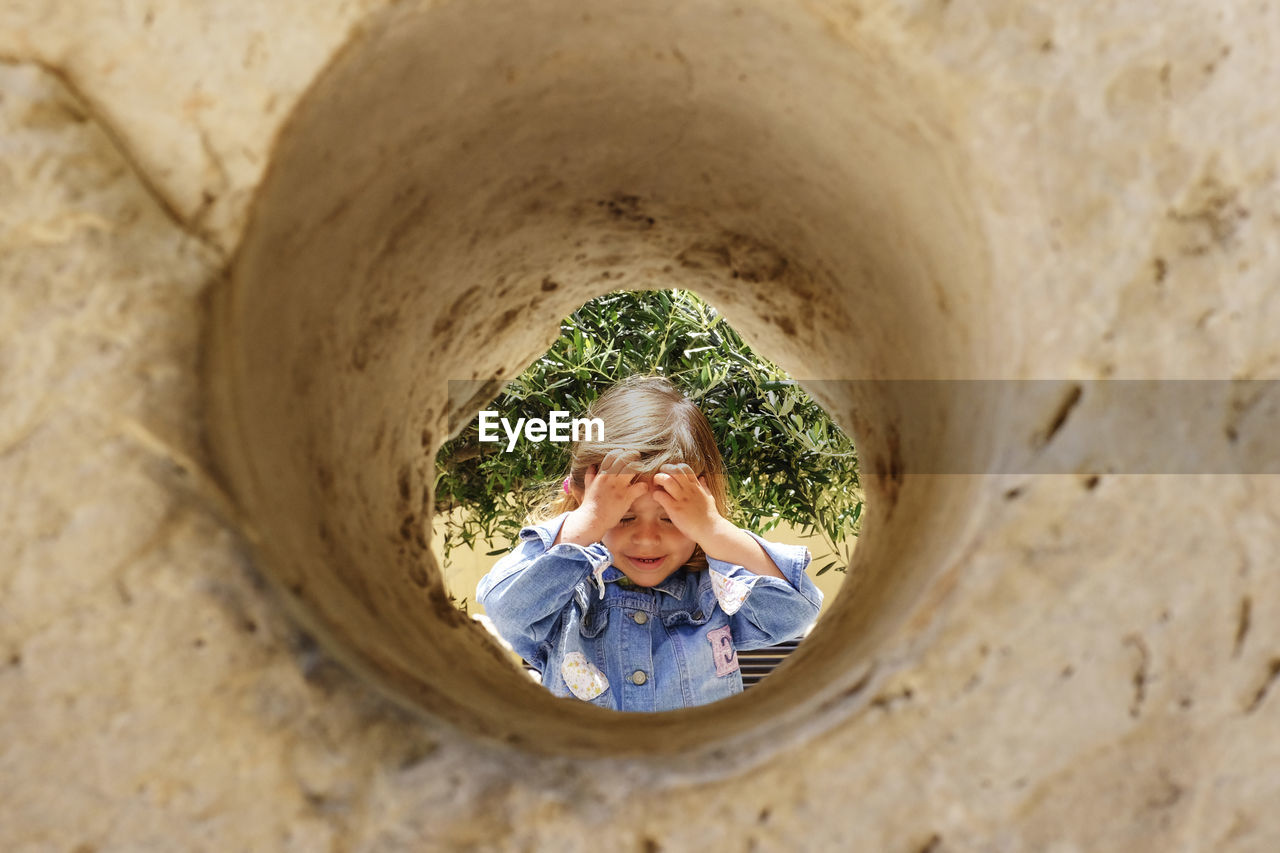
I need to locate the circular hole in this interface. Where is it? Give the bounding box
[206,1,1002,772]
[432,289,863,694]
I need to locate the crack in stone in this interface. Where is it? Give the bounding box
[1123,633,1150,718]
[191,123,232,234]
[0,54,228,266]
[111,413,249,535]
[1034,382,1083,450]
[1233,595,1251,658]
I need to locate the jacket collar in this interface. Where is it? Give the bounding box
[601,565,689,599]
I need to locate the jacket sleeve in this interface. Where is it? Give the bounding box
[475,514,613,668]
[704,532,823,651]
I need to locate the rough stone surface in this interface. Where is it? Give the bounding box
[2,1,1279,851]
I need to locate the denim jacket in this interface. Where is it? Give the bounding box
[476,513,823,712]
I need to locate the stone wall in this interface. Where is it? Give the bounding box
[3,1,1279,849]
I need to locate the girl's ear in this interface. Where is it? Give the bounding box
[572,465,592,503]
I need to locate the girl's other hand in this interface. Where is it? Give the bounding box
[653,463,787,579]
[652,463,724,545]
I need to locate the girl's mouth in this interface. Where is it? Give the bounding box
[628,555,666,570]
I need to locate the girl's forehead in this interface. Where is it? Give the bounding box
[625,489,666,513]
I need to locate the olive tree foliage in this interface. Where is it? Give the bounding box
[434,289,863,577]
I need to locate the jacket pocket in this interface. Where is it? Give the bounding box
[661,605,711,628]
[560,651,610,701]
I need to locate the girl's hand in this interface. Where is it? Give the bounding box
[580,449,650,526]
[653,463,788,580]
[556,450,648,546]
[651,463,726,545]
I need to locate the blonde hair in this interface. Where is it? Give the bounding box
[534,375,732,569]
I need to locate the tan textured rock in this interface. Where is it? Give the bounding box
[0,0,388,254]
[2,1,1279,850]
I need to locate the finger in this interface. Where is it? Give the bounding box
[654,471,682,496]
[664,464,698,491]
[617,456,647,484]
[615,450,641,474]
[696,475,717,504]
[601,448,639,475]
[598,449,623,473]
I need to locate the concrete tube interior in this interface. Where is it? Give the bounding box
[207,0,1004,771]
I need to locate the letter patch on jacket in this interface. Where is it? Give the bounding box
[706,625,739,676]
[561,651,609,701]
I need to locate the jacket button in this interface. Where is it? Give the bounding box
[632,611,648,625]
[631,670,647,685]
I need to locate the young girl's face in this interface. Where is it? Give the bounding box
[602,486,697,587]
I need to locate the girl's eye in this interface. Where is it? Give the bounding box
[619,517,635,524]
[660,517,673,524]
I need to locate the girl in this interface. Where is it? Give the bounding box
[476,375,822,712]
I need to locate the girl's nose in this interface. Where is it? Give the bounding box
[633,521,661,543]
